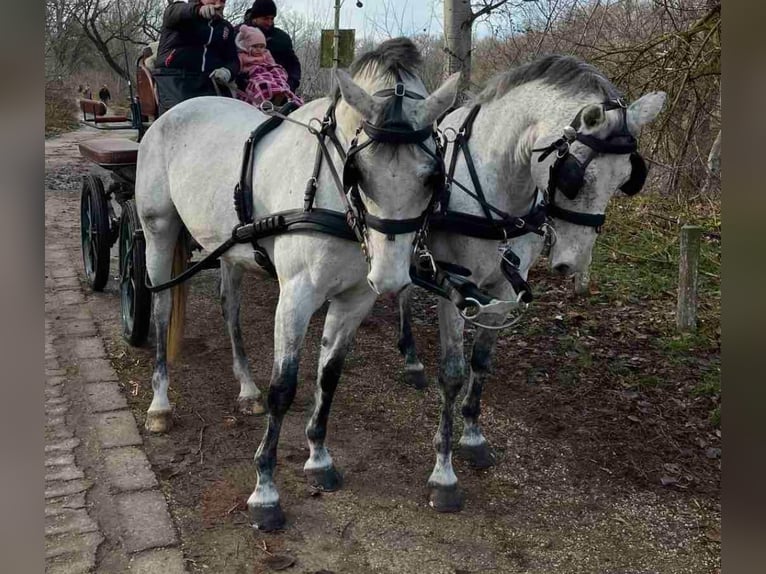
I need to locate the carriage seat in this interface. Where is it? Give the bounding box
[79,99,130,123]
[78,138,139,166]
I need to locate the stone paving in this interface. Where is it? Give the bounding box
[45,144,187,573]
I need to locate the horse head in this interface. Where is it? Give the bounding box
[530,91,666,276]
[334,39,459,295]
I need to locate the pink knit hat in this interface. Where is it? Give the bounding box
[236,25,267,52]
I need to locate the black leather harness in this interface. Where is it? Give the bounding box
[148,79,445,293]
[414,104,547,303]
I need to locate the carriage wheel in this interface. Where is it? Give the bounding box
[119,200,151,346]
[80,175,111,291]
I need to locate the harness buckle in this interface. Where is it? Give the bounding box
[556,141,570,158]
[615,97,628,109]
[441,127,458,143]
[394,83,406,97]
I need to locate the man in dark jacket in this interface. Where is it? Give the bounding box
[154,0,240,114]
[245,0,301,92]
[98,85,111,104]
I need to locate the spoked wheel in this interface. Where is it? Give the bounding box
[119,200,151,346]
[80,175,111,291]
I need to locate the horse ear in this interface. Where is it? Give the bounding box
[581,104,605,129]
[420,72,461,126]
[627,91,667,131]
[335,69,376,121]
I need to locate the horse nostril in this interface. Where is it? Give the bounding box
[367,278,381,295]
[554,263,571,276]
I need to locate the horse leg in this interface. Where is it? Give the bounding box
[220,259,265,415]
[304,285,377,490]
[458,325,500,468]
[249,279,320,531]
[428,299,466,512]
[397,285,427,389]
[143,217,182,433]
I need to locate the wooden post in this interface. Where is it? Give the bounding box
[574,269,590,296]
[676,225,703,332]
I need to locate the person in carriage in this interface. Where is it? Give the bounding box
[242,0,301,93]
[233,25,303,108]
[152,0,240,115]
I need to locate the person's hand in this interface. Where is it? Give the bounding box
[210,68,231,84]
[198,4,220,19]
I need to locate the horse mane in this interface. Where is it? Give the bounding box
[348,37,423,84]
[474,54,621,104]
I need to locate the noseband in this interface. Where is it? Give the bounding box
[534,98,647,233]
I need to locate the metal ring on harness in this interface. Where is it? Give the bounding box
[307,117,324,135]
[441,127,458,143]
[459,291,529,330]
[259,100,275,114]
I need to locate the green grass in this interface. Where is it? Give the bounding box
[692,368,721,398]
[710,405,721,427]
[589,194,721,304]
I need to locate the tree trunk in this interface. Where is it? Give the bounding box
[443,0,473,95]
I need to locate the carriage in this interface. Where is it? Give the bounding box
[77,50,224,346]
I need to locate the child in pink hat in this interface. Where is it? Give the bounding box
[235,25,303,107]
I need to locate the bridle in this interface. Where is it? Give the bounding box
[339,73,446,263]
[533,98,648,234]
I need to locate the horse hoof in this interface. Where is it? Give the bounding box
[145,410,173,433]
[428,484,464,513]
[250,503,286,532]
[305,466,344,492]
[238,396,266,416]
[458,442,496,469]
[403,368,428,390]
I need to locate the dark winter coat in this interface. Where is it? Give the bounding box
[259,26,301,92]
[155,1,239,77]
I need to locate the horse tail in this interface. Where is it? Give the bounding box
[167,229,189,364]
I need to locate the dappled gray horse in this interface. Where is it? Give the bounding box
[134,38,459,529]
[398,55,666,510]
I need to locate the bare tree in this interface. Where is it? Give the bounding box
[443,0,526,92]
[68,0,165,79]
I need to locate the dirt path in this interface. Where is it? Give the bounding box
[46,128,720,574]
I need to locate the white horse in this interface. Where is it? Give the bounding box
[397,55,666,511]
[134,38,459,530]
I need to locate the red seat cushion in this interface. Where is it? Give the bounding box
[79,99,107,116]
[79,138,139,166]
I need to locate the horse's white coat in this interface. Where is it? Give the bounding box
[428,453,458,487]
[458,422,487,447]
[303,446,333,471]
[135,50,459,524]
[415,71,666,498]
[248,481,280,507]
